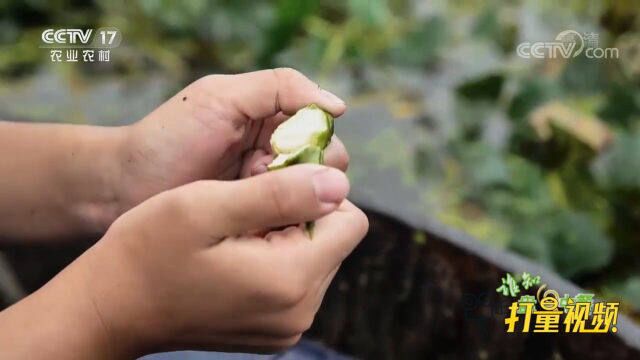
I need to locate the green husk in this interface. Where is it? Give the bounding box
[267,104,334,237]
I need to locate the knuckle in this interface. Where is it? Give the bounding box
[279,281,308,308]
[265,272,308,309]
[252,261,308,309]
[272,67,308,96]
[291,314,315,334]
[189,75,212,93]
[190,75,229,102]
[271,67,314,111]
[278,308,315,336]
[197,74,224,86]
[273,67,303,83]
[162,189,192,220]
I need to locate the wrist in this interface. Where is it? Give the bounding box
[80,233,171,357]
[0,248,138,359]
[66,125,131,236]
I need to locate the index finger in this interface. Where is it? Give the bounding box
[204,68,346,121]
[306,200,369,274]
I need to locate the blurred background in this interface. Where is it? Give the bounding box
[1,0,640,357]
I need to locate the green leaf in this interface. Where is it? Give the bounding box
[508,78,562,121]
[258,0,319,67]
[456,73,504,102]
[549,211,613,278]
[598,85,640,128]
[607,276,640,312]
[471,5,517,52]
[594,131,640,191]
[509,228,553,268]
[348,0,390,27]
[389,16,447,67]
[463,143,510,189]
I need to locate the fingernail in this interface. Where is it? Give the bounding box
[313,168,349,204]
[320,89,345,106]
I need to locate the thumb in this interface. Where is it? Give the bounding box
[194,165,350,236]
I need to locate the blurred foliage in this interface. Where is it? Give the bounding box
[1,0,640,317]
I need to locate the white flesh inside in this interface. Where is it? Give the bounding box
[269,152,297,168]
[271,107,328,154]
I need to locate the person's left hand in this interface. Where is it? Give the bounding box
[116,68,349,212]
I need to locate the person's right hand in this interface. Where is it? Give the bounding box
[4,164,367,358]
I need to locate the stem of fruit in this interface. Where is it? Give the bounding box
[304,149,325,238]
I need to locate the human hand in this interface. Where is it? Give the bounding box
[16,164,367,358]
[0,69,349,242]
[117,68,349,213]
